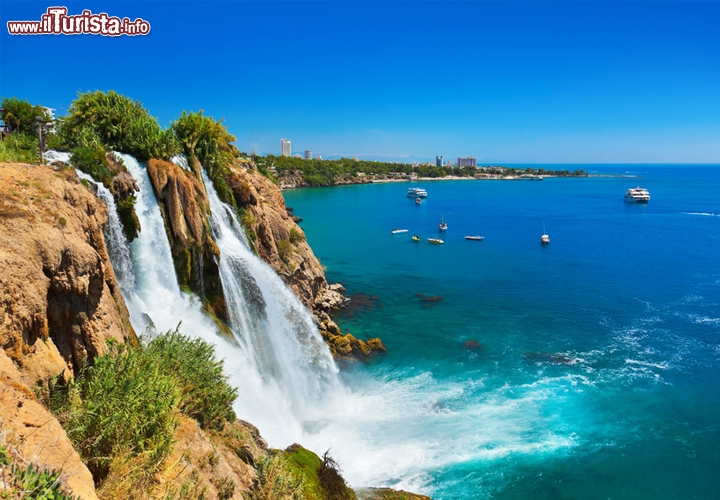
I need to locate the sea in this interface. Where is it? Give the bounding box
[282,165,720,500]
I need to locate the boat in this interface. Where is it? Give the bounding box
[439,216,447,231]
[465,235,484,241]
[624,186,650,203]
[541,222,550,245]
[407,187,428,198]
[428,238,444,244]
[520,174,543,181]
[392,228,409,234]
[412,235,420,242]
[415,197,422,205]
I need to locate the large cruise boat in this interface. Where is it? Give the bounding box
[407,187,427,198]
[624,187,651,203]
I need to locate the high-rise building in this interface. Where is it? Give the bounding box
[304,150,312,160]
[281,138,291,157]
[436,156,444,167]
[315,154,323,160]
[457,156,477,168]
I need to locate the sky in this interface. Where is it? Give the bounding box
[1,1,719,163]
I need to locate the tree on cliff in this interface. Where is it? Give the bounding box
[1,96,51,135]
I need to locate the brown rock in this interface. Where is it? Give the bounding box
[110,170,138,199]
[145,159,225,319]
[0,163,135,384]
[0,377,99,500]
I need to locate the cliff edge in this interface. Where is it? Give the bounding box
[226,163,386,360]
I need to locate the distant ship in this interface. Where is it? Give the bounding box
[541,222,550,245]
[407,187,428,198]
[624,187,650,203]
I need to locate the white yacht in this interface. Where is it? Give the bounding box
[624,187,650,203]
[407,187,428,198]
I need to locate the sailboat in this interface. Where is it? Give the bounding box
[541,222,550,244]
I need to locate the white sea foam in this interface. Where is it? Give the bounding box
[681,211,720,217]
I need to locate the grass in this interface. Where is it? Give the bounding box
[47,330,238,489]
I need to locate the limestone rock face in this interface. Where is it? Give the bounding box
[0,163,135,384]
[226,164,385,360]
[0,162,137,500]
[146,158,225,320]
[0,367,99,500]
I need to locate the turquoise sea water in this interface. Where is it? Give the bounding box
[283,166,720,499]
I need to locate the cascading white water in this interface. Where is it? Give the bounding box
[202,170,345,415]
[108,153,349,444]
[74,168,135,294]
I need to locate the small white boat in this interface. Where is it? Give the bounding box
[624,187,650,203]
[392,228,409,234]
[428,238,444,244]
[465,235,484,241]
[439,216,447,231]
[541,222,550,244]
[412,235,420,242]
[415,197,422,205]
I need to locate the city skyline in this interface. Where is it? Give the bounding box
[1,2,719,163]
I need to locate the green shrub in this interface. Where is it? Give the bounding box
[116,194,141,241]
[48,330,238,484]
[12,463,80,500]
[70,145,113,187]
[49,341,180,480]
[318,450,355,500]
[252,454,304,500]
[60,90,178,161]
[277,239,293,263]
[58,217,67,227]
[170,110,240,206]
[289,228,305,244]
[144,330,238,430]
[0,132,39,163]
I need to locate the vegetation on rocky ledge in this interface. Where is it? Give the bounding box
[46,330,237,493]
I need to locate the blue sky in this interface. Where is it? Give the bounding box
[1,1,719,163]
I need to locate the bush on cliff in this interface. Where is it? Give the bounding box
[60,90,178,161]
[0,132,39,163]
[48,330,238,486]
[171,110,240,206]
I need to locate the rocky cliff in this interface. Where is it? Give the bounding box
[0,162,137,499]
[145,158,226,321]
[225,163,385,360]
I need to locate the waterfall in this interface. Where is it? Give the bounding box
[201,169,344,417]
[74,169,135,294]
[98,153,348,443]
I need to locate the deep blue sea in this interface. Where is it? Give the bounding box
[283,165,720,499]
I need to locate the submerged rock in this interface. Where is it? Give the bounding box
[464,339,483,350]
[524,351,574,364]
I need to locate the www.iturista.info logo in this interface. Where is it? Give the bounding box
[7,7,150,36]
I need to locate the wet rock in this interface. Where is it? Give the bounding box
[524,351,573,364]
[464,340,483,350]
